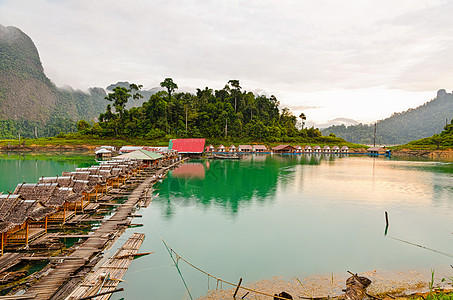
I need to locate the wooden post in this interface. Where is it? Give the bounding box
[233,278,242,299]
[25,220,29,245]
[45,216,48,233]
[384,211,389,236]
[63,205,66,223]
[1,232,3,255]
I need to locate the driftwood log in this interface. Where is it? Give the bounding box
[274,291,293,299]
[345,273,372,300]
[299,272,373,300]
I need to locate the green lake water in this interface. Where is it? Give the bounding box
[109,154,453,299]
[2,153,453,299]
[0,152,96,193]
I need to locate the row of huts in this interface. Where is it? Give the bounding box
[205,144,350,154]
[0,151,170,254]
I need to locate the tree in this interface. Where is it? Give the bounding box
[160,78,178,133]
[160,78,178,101]
[299,113,306,129]
[104,83,142,134]
[432,134,442,150]
[77,120,91,133]
[228,79,241,112]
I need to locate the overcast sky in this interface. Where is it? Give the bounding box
[1,0,452,127]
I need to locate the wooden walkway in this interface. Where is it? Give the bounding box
[23,161,181,300]
[66,233,145,300]
[24,176,155,299]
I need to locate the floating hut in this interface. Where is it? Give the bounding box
[253,145,267,153]
[206,145,215,153]
[217,145,226,152]
[313,145,322,153]
[367,147,387,154]
[341,146,349,153]
[95,148,112,159]
[0,195,55,253]
[119,146,143,154]
[14,183,77,223]
[272,145,296,153]
[229,145,236,153]
[331,146,340,153]
[238,145,253,153]
[304,145,313,153]
[322,146,331,153]
[295,145,303,153]
[115,150,162,168]
[169,138,206,155]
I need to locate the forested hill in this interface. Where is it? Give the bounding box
[321,89,453,144]
[0,25,106,138]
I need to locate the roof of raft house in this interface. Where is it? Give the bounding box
[115,149,163,160]
[0,195,55,233]
[253,145,267,150]
[169,138,206,154]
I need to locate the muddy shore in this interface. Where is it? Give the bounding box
[393,149,453,159]
[199,269,452,299]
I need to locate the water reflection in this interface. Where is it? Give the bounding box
[0,152,96,193]
[172,163,206,179]
[154,154,339,217]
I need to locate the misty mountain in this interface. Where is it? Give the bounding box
[308,117,359,129]
[0,24,106,138]
[322,89,453,144]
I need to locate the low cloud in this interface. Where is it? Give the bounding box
[0,0,450,123]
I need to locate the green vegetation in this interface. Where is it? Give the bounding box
[0,118,76,139]
[83,79,353,145]
[393,117,453,150]
[322,90,453,145]
[0,25,106,138]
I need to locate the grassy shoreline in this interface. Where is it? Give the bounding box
[0,135,367,151]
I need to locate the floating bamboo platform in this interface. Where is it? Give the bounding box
[23,166,169,299]
[66,232,145,300]
[0,253,27,273]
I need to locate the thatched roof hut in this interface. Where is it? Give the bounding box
[0,195,55,233]
[71,180,93,194]
[38,176,73,186]
[14,183,59,202]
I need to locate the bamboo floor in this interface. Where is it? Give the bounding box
[0,253,27,273]
[66,232,145,300]
[22,161,181,300]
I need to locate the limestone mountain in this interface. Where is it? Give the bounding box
[0,25,106,137]
[322,89,453,144]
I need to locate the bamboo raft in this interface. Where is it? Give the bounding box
[66,232,145,300]
[22,161,182,300]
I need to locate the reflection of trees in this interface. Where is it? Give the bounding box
[154,155,328,217]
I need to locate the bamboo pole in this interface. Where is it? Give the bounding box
[25,220,29,245]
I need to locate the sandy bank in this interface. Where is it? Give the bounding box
[199,269,448,299]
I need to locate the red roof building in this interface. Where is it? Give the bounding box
[169,138,206,154]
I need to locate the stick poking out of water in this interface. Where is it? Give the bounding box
[384,211,389,236]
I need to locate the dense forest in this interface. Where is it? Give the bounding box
[404,117,453,148]
[321,89,453,145]
[77,79,343,144]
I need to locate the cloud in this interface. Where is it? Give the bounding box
[283,104,322,111]
[0,0,450,123]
